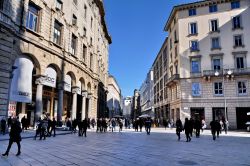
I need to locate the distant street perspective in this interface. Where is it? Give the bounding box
[1,128,250,166]
[0,0,250,165]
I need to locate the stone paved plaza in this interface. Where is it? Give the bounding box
[0,128,250,166]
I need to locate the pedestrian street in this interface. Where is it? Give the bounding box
[0,128,250,166]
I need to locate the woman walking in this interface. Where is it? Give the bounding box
[184,118,191,142]
[176,118,183,141]
[2,118,22,156]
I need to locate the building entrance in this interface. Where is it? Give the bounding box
[236,107,250,129]
[190,108,205,120]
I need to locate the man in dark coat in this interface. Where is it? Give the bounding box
[184,118,191,142]
[78,119,83,136]
[51,118,56,137]
[21,116,27,131]
[2,118,22,156]
[145,118,152,135]
[139,118,143,132]
[210,120,217,140]
[1,118,6,135]
[194,119,202,138]
[82,118,88,137]
[96,119,101,132]
[176,118,183,141]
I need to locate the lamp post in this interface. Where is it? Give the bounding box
[214,68,232,121]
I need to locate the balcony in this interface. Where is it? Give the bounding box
[232,68,250,76]
[203,70,222,77]
[166,74,179,86]
[203,68,250,78]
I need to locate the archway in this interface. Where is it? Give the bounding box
[9,54,41,126]
[63,72,76,120]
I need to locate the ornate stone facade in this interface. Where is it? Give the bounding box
[0,0,111,124]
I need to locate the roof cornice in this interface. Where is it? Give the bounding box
[164,0,235,31]
[94,0,112,44]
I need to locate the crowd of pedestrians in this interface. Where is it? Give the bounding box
[175,116,229,142]
[1,113,231,158]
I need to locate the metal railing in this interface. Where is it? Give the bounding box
[166,74,179,85]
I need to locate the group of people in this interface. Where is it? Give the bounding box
[175,117,229,142]
[34,117,57,140]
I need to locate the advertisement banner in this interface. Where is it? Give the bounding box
[10,58,33,103]
[76,80,82,95]
[43,67,57,88]
[64,74,72,92]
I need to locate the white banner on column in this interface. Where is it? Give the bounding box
[76,81,82,95]
[10,58,34,103]
[43,67,57,87]
[64,74,72,92]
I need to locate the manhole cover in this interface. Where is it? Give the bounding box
[178,160,198,165]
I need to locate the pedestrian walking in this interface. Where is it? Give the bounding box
[194,119,202,138]
[82,118,88,137]
[72,119,77,134]
[21,116,27,131]
[163,119,168,130]
[91,118,96,129]
[216,120,221,138]
[51,118,56,137]
[145,117,152,135]
[47,117,52,137]
[78,119,83,136]
[210,120,217,140]
[134,119,139,132]
[2,118,22,157]
[119,119,123,132]
[34,118,42,140]
[189,118,194,137]
[40,119,47,140]
[111,119,116,132]
[184,118,191,142]
[96,119,101,132]
[176,118,183,141]
[201,119,206,132]
[139,118,143,132]
[1,118,6,135]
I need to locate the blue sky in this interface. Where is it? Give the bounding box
[104,0,197,97]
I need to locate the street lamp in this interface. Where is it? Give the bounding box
[214,68,233,121]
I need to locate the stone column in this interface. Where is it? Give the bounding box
[71,87,79,120]
[81,91,88,120]
[87,93,93,119]
[35,77,44,121]
[57,82,64,122]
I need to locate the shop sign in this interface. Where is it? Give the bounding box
[8,101,16,117]
[43,67,57,88]
[76,81,82,95]
[64,74,72,92]
[10,57,33,103]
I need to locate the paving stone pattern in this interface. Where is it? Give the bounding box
[0,128,250,166]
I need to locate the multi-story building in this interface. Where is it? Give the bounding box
[139,69,154,118]
[131,89,140,119]
[122,96,132,118]
[164,0,250,129]
[107,75,122,118]
[152,37,169,125]
[0,0,111,125]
